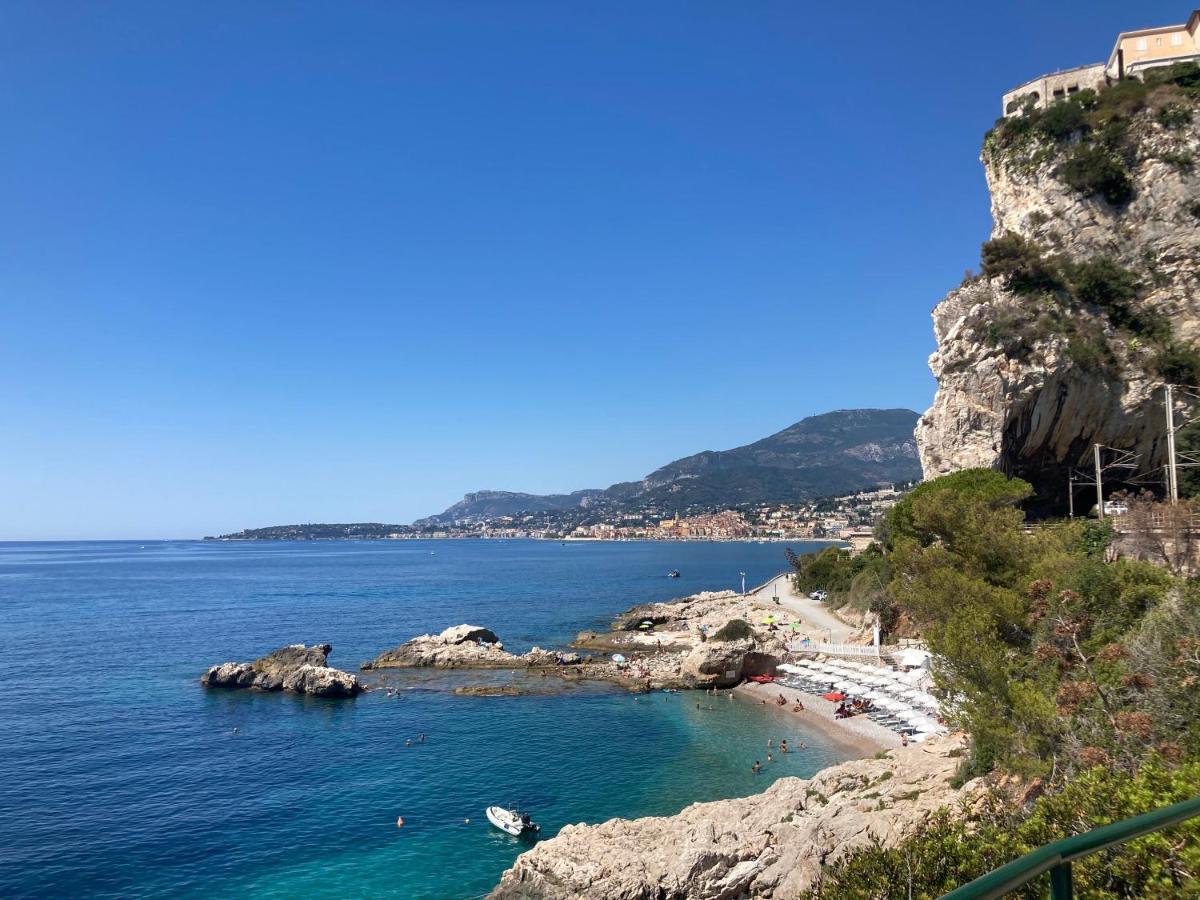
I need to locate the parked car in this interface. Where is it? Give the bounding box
[810,590,828,602]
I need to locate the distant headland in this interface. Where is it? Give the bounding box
[205,408,920,541]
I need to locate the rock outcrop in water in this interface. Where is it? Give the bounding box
[489,735,977,899]
[362,624,582,670]
[201,643,363,697]
[916,78,1200,512]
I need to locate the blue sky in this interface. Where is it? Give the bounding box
[0,1,1182,538]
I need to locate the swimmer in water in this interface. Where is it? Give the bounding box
[396,816,404,828]
[405,739,413,747]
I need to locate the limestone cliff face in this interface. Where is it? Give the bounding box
[917,90,1200,510]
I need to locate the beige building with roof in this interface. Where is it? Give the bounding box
[1001,8,1200,116]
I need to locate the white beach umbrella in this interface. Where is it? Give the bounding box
[914,693,940,708]
[863,690,889,701]
[833,680,855,691]
[914,721,940,733]
[899,648,931,668]
[843,682,867,694]
[909,731,932,743]
[880,698,909,712]
[777,664,803,675]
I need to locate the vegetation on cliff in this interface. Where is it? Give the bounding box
[790,470,1200,896]
[984,62,1200,202]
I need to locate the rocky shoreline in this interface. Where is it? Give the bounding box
[489,734,976,899]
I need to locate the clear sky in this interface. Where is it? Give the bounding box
[0,1,1183,539]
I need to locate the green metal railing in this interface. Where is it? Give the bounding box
[941,796,1200,899]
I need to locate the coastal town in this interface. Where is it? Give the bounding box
[209,482,913,545]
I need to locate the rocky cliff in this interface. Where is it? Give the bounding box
[917,72,1200,511]
[490,735,977,899]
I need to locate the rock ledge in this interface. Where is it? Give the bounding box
[201,643,363,698]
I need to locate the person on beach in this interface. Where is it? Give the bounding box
[795,698,804,710]
[901,733,909,747]
[780,739,789,753]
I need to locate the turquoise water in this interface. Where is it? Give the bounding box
[0,539,845,898]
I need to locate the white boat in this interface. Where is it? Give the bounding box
[486,805,539,837]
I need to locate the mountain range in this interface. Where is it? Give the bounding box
[418,408,921,525]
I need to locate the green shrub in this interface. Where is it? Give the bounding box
[1144,61,1200,90]
[980,234,1064,294]
[1067,256,1139,309]
[1158,102,1194,128]
[1160,150,1195,171]
[1036,98,1087,140]
[1152,342,1200,385]
[1093,77,1150,121]
[711,618,752,642]
[804,760,1200,899]
[1065,335,1113,371]
[1057,145,1134,205]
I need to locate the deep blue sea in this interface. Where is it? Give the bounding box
[0,539,846,899]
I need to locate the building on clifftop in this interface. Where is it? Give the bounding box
[1002,8,1200,115]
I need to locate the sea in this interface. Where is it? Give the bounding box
[0,538,847,899]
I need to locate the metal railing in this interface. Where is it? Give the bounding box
[941,795,1200,899]
[787,641,880,657]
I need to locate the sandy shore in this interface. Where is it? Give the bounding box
[732,681,902,758]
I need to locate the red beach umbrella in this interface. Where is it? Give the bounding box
[822,692,846,701]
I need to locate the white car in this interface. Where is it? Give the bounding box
[810,590,828,602]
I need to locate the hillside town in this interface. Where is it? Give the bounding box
[405,483,911,544]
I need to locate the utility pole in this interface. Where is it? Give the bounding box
[1094,443,1105,520]
[1166,384,1180,504]
[1068,471,1075,519]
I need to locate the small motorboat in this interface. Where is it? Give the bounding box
[486,805,540,837]
[667,569,681,578]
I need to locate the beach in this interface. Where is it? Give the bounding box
[732,680,902,757]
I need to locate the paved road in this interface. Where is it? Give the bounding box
[751,573,855,643]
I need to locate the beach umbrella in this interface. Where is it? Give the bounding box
[915,693,940,709]
[880,698,909,712]
[611,654,627,664]
[822,692,846,701]
[833,680,855,691]
[899,648,931,668]
[863,690,889,701]
[914,721,939,733]
[910,731,932,743]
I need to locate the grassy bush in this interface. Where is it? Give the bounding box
[1145,61,1200,91]
[1158,102,1193,128]
[1160,150,1195,171]
[711,618,752,641]
[980,234,1064,294]
[1036,98,1087,140]
[1152,342,1200,385]
[804,760,1200,899]
[1057,144,1134,205]
[1065,334,1114,371]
